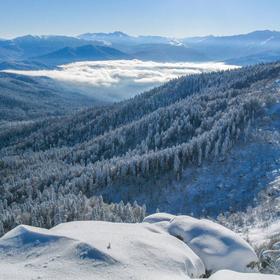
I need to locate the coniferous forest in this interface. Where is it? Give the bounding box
[1,62,280,236]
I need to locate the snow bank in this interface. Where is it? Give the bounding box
[0,225,64,247]
[0,220,205,280]
[0,224,116,265]
[53,221,205,278]
[144,213,258,273]
[209,270,280,279]
[0,215,278,280]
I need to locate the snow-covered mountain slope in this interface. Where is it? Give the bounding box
[0,215,277,280]
[0,72,97,121]
[1,62,280,237]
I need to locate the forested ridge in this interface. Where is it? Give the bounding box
[1,62,280,236]
[1,63,277,151]
[0,72,97,122]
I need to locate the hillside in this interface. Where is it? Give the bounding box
[2,0,280,278]
[0,72,97,121]
[1,62,280,237]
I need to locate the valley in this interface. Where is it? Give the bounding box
[1,4,280,276]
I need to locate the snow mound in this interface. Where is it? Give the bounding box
[0,224,63,248]
[0,220,205,279]
[0,224,117,264]
[51,221,205,278]
[144,213,258,274]
[0,216,278,280]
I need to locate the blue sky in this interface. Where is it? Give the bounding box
[0,0,279,38]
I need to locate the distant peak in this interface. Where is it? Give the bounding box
[250,29,276,34]
[111,31,130,37]
[78,31,130,38]
[13,34,40,41]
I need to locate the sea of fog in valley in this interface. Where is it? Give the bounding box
[3,59,239,102]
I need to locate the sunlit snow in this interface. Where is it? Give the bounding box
[1,214,276,280]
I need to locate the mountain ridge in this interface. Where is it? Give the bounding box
[33,44,130,65]
[1,30,280,65]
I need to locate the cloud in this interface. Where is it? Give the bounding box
[3,59,238,87]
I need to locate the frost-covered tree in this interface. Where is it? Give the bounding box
[1,62,280,235]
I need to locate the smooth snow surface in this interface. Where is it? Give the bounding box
[0,215,279,280]
[0,220,204,280]
[144,213,258,273]
[209,270,280,280]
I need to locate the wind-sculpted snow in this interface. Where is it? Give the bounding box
[0,216,278,280]
[0,219,205,279]
[0,225,63,248]
[144,213,258,274]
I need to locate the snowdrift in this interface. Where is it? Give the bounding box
[209,270,280,279]
[144,213,258,273]
[0,214,278,280]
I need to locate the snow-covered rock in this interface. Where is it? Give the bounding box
[0,215,278,280]
[144,213,258,273]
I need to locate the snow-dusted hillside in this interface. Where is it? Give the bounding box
[1,62,280,279]
[0,214,278,280]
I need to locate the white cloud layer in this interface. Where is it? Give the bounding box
[4,59,238,87]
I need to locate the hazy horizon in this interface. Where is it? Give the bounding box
[1,0,280,39]
[1,28,280,41]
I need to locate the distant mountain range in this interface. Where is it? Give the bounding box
[0,30,280,67]
[0,35,90,60]
[77,31,180,48]
[183,30,280,65]
[129,43,208,62]
[34,44,130,65]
